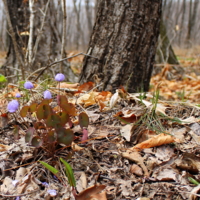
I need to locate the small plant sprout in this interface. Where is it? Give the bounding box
[7,100,19,113]
[24,81,35,101]
[55,73,65,100]
[43,90,52,99]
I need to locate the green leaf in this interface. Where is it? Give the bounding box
[79,112,89,128]
[25,127,34,143]
[188,177,200,185]
[31,136,43,147]
[56,128,74,145]
[47,130,56,143]
[20,106,30,117]
[36,104,52,120]
[13,125,20,140]
[0,74,7,82]
[33,122,46,130]
[60,158,76,187]
[59,112,70,126]
[46,113,61,128]
[29,103,38,113]
[39,161,59,175]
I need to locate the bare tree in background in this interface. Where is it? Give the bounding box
[178,0,186,46]
[73,0,84,50]
[79,0,162,93]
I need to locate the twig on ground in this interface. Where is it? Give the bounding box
[0,189,39,197]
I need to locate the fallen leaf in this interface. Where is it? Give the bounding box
[120,124,132,141]
[189,184,200,200]
[58,82,80,89]
[75,184,107,200]
[130,164,143,176]
[130,133,179,151]
[109,90,119,109]
[122,150,149,177]
[78,82,95,92]
[77,91,99,107]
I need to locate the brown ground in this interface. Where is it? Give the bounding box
[0,48,200,200]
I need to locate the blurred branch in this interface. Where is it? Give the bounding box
[60,0,67,73]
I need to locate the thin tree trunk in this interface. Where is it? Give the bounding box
[79,0,162,93]
[85,0,93,36]
[185,0,192,48]
[178,0,186,46]
[60,0,67,73]
[156,18,179,65]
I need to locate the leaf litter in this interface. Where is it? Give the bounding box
[1,59,200,199]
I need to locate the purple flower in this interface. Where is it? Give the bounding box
[55,73,65,82]
[12,180,19,187]
[24,81,34,89]
[47,189,57,196]
[43,90,52,99]
[15,93,21,98]
[7,100,19,113]
[42,182,49,187]
[14,197,20,200]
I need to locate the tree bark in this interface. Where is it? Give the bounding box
[79,0,162,93]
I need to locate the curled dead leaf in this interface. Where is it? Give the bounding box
[130,133,179,151]
[75,184,107,200]
[58,82,80,89]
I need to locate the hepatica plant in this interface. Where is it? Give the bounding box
[18,77,89,156]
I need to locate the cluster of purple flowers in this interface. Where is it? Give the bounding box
[7,73,65,113]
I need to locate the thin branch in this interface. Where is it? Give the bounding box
[27,0,34,65]
[2,0,25,79]
[60,0,67,73]
[0,189,39,197]
[32,0,50,65]
[34,53,98,81]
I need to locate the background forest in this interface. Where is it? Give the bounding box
[0,0,199,53]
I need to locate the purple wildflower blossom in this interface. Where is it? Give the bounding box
[47,189,57,196]
[55,73,65,82]
[43,90,52,99]
[24,81,34,89]
[7,100,19,113]
[15,93,21,98]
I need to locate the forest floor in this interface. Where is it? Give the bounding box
[0,48,200,200]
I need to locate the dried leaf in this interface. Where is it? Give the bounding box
[130,133,178,151]
[130,164,143,176]
[75,184,107,200]
[120,124,132,141]
[122,150,149,177]
[109,90,119,109]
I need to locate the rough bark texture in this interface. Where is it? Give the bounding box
[79,0,162,93]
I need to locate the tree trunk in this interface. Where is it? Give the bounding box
[3,0,76,82]
[79,0,162,93]
[156,18,179,65]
